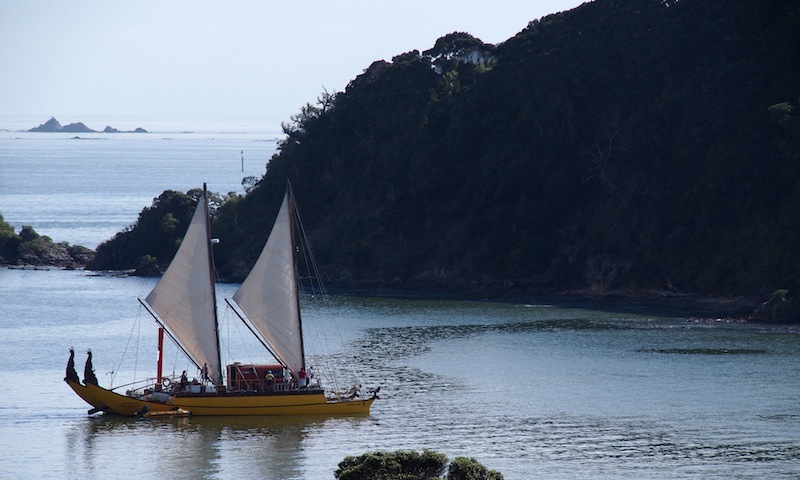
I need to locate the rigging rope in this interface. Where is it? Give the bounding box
[292,199,364,391]
[110,307,144,389]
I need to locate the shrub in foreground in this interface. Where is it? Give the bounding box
[334,450,503,480]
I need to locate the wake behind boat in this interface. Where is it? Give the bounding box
[65,183,377,416]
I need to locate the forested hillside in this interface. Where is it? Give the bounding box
[94,0,800,300]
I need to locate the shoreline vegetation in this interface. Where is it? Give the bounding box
[0,214,791,323]
[4,0,799,325]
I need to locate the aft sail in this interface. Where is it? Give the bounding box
[144,187,223,385]
[232,188,305,377]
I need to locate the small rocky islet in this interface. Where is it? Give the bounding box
[27,117,147,134]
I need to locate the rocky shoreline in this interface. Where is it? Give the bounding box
[0,223,94,270]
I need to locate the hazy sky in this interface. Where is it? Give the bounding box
[1,1,584,123]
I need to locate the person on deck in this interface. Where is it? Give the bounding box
[307,365,315,386]
[298,367,307,388]
[265,370,275,391]
[282,366,292,389]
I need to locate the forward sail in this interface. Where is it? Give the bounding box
[144,188,223,385]
[232,188,304,377]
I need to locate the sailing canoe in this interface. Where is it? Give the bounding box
[66,184,377,417]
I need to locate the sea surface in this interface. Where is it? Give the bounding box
[1,117,799,479]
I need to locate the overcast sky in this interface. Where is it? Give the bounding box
[1,1,584,124]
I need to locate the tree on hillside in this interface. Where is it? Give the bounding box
[423,32,497,71]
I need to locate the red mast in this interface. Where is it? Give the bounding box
[156,327,164,390]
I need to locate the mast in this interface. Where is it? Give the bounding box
[287,182,306,369]
[204,183,224,386]
[156,327,164,390]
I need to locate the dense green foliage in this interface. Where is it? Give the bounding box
[89,0,800,299]
[335,450,447,480]
[0,214,94,267]
[446,457,504,480]
[333,450,503,480]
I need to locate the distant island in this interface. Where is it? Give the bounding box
[28,117,147,133]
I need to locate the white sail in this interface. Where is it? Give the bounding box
[144,190,222,384]
[232,190,304,377]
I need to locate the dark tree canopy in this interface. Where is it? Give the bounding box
[87,0,800,303]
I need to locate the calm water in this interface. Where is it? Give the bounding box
[1,119,799,479]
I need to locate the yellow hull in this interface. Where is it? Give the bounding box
[66,380,109,413]
[82,383,374,417]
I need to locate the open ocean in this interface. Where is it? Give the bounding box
[1,116,799,479]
